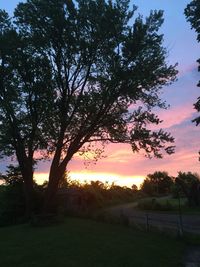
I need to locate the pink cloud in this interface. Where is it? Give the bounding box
[155,104,196,129]
[65,118,200,180]
[34,66,200,186]
[178,63,198,79]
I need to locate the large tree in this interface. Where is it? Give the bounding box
[0,10,53,215]
[2,0,177,213]
[185,0,200,156]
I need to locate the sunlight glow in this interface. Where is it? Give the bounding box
[34,171,145,188]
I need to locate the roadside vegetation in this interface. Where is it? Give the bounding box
[137,171,200,213]
[137,197,200,214]
[137,197,187,212]
[1,167,200,226]
[0,166,143,226]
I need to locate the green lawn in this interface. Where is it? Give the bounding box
[153,197,188,211]
[0,218,184,267]
[137,196,200,214]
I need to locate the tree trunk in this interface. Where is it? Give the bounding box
[21,165,34,218]
[43,142,78,214]
[43,167,64,214]
[23,174,34,217]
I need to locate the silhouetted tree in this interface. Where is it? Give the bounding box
[175,171,200,206]
[0,10,53,215]
[141,171,173,195]
[0,165,23,186]
[185,0,200,158]
[131,184,138,192]
[0,165,25,225]
[58,171,70,189]
[2,0,177,213]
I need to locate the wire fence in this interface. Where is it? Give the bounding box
[114,209,200,236]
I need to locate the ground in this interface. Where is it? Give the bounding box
[184,246,200,267]
[0,217,184,267]
[106,197,200,234]
[106,198,200,266]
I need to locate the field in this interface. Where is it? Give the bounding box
[137,196,200,214]
[0,218,185,267]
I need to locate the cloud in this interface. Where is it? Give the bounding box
[155,104,196,129]
[66,114,200,179]
[178,63,199,80]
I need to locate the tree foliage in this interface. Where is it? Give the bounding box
[0,165,25,225]
[0,165,23,186]
[1,0,177,212]
[0,9,54,214]
[175,171,200,206]
[141,171,173,195]
[0,165,44,225]
[185,1,200,151]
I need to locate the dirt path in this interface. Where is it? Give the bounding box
[184,246,200,267]
[106,200,200,266]
[105,200,200,234]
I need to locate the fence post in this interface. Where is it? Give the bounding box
[178,193,183,237]
[146,213,149,232]
[120,209,129,226]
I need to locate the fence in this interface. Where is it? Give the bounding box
[110,208,200,236]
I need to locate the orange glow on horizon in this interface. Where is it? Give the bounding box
[34,171,145,189]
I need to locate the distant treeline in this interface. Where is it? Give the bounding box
[0,165,141,226]
[0,166,200,226]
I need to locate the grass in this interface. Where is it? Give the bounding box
[0,217,185,267]
[137,196,200,214]
[157,197,187,206]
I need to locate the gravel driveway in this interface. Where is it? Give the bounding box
[106,201,200,234]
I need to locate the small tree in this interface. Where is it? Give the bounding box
[141,171,173,195]
[131,184,138,192]
[175,171,200,206]
[58,171,70,189]
[0,165,25,225]
[0,165,23,186]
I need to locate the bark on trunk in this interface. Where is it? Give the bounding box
[23,175,34,217]
[43,142,78,214]
[43,170,62,214]
[21,166,34,218]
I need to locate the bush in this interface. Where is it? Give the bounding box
[0,183,26,226]
[0,183,44,227]
[137,199,174,211]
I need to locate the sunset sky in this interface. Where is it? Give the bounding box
[0,0,199,188]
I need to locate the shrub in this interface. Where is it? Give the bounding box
[137,199,174,211]
[0,183,26,226]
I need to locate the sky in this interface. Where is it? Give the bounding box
[0,0,199,188]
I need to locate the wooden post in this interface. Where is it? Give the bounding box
[178,191,183,237]
[146,213,149,232]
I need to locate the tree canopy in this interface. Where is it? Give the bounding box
[175,171,200,206]
[0,0,177,213]
[141,171,173,195]
[0,8,54,214]
[0,165,23,186]
[185,1,200,141]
